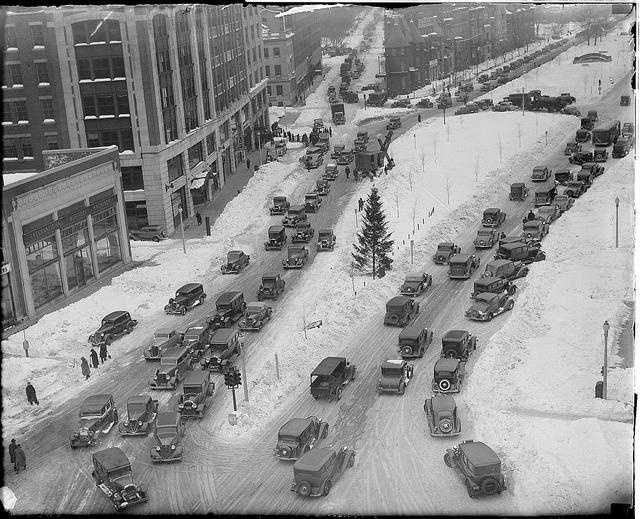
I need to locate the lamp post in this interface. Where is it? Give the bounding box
[178,207,186,254]
[615,196,619,247]
[602,320,610,399]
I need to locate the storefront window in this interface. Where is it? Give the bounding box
[1,269,16,326]
[95,231,121,272]
[25,235,63,309]
[65,247,94,291]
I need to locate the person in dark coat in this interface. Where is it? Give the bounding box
[358,198,364,212]
[81,357,90,380]
[90,348,99,369]
[196,212,202,226]
[418,114,422,123]
[345,166,350,179]
[25,382,38,405]
[14,444,26,473]
[99,343,108,363]
[526,210,536,221]
[329,127,332,137]
[9,439,17,469]
[246,158,251,170]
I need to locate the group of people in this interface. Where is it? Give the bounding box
[8,439,26,474]
[81,342,110,380]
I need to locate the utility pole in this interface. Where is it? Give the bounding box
[615,196,620,247]
[522,86,525,116]
[410,239,414,265]
[240,340,249,402]
[602,320,610,399]
[178,207,186,254]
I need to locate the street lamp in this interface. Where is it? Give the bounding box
[602,320,610,399]
[178,207,186,255]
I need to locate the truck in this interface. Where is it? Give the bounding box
[366,91,388,107]
[331,102,345,125]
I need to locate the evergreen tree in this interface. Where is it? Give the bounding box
[352,187,394,278]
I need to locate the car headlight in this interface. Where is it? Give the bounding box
[178,404,184,409]
[171,444,176,450]
[114,492,122,500]
[124,421,129,427]
[138,421,142,426]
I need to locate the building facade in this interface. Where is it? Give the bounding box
[262,29,296,106]
[3,5,269,234]
[2,146,130,327]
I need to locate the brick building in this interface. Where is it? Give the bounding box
[261,25,296,106]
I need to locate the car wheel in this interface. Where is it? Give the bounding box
[439,379,451,391]
[298,481,311,497]
[180,307,186,315]
[480,477,500,495]
[443,452,453,467]
[335,387,343,401]
[398,383,406,395]
[508,285,516,295]
[443,350,456,359]
[507,300,514,310]
[153,236,160,242]
[466,479,479,498]
[104,335,113,345]
[401,346,413,357]
[322,479,332,496]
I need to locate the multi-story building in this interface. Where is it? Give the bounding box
[262,26,296,106]
[3,5,269,234]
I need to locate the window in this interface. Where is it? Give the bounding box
[167,154,185,182]
[120,129,134,152]
[30,24,45,46]
[5,139,18,157]
[188,141,204,168]
[36,62,49,83]
[221,120,230,141]
[91,21,107,43]
[266,85,272,95]
[111,56,125,77]
[8,63,23,85]
[116,94,129,115]
[101,130,119,146]
[87,132,100,147]
[25,230,63,309]
[45,135,58,149]
[105,20,121,42]
[264,47,269,58]
[265,65,270,76]
[92,57,110,78]
[22,140,33,157]
[77,58,91,80]
[83,96,97,116]
[5,26,17,48]
[97,95,115,116]
[40,98,54,119]
[273,47,280,57]
[72,22,88,44]
[252,47,256,62]
[14,100,27,121]
[93,206,121,273]
[276,85,283,96]
[121,166,144,190]
[206,131,216,155]
[274,64,281,76]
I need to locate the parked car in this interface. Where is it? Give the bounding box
[209,291,246,330]
[283,205,308,227]
[377,359,414,395]
[554,167,575,185]
[482,208,506,227]
[563,180,587,198]
[536,205,560,224]
[118,395,158,436]
[331,145,345,160]
[315,179,330,196]
[322,163,339,181]
[509,182,528,201]
[386,116,401,130]
[283,245,309,269]
[440,329,477,361]
[149,411,184,462]
[257,274,286,301]
[129,225,167,242]
[177,370,215,419]
[621,122,634,139]
[569,150,594,165]
[200,328,240,372]
[70,394,119,448]
[580,117,594,131]
[448,254,480,279]
[304,193,322,213]
[553,193,575,212]
[433,242,461,264]
[521,218,549,242]
[471,276,516,299]
[310,356,356,401]
[316,229,336,251]
[482,259,528,280]
[164,283,206,315]
[432,357,465,393]
[398,324,433,359]
[530,165,551,182]
[144,328,183,362]
[148,347,192,390]
[416,98,434,108]
[564,141,581,155]
[91,448,148,510]
[290,446,355,497]
[474,228,500,249]
[466,292,514,321]
[270,196,290,216]
[238,301,273,331]
[561,106,580,116]
[291,221,315,244]
[575,128,591,143]
[495,241,546,264]
[424,394,461,437]
[399,272,432,296]
[593,148,608,163]
[182,326,208,360]
[444,441,506,498]
[89,311,138,346]
[221,250,250,274]
[384,295,420,327]
[612,136,632,158]
[275,416,329,461]
[390,98,411,108]
[265,225,287,250]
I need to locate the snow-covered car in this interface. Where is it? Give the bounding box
[143,328,183,361]
[384,295,420,327]
[553,194,574,212]
[465,292,514,321]
[282,205,308,227]
[493,101,517,111]
[482,207,506,227]
[70,394,118,448]
[444,441,506,498]
[304,193,322,213]
[593,148,608,163]
[386,116,401,130]
[257,274,285,300]
[390,99,411,108]
[471,276,516,299]
[432,357,465,393]
[177,370,214,419]
[569,150,594,165]
[310,357,356,401]
[200,328,240,372]
[129,225,167,242]
[583,162,604,177]
[575,128,591,143]
[92,448,148,511]
[495,241,546,264]
[399,272,432,296]
[440,329,477,360]
[536,205,560,224]
[149,411,184,463]
[554,167,575,185]
[220,250,250,274]
[398,324,433,359]
[164,283,206,315]
[612,136,632,158]
[576,168,595,187]
[148,347,192,390]
[290,446,355,497]
[433,242,461,264]
[377,359,414,395]
[331,145,345,160]
[530,165,551,182]
[275,416,329,461]
[473,228,499,249]
[291,221,315,243]
[322,163,339,181]
[315,179,330,196]
[425,394,461,437]
[621,122,634,139]
[509,182,528,201]
[563,180,587,198]
[475,98,494,110]
[303,153,323,169]
[208,291,246,330]
[89,311,138,346]
[118,395,158,437]
[448,254,480,279]
[416,98,434,108]
[336,150,353,166]
[316,229,336,251]
[561,106,581,116]
[270,196,290,216]
[564,141,581,155]
[521,218,549,242]
[283,245,309,269]
[482,259,528,280]
[265,225,287,251]
[238,301,273,331]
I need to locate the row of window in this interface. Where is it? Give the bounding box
[72,20,122,45]
[82,93,129,117]
[4,24,45,48]
[86,128,133,152]
[265,65,282,77]
[266,85,284,96]
[4,138,34,159]
[3,98,55,123]
[77,56,125,80]
[3,62,49,87]
[264,46,281,58]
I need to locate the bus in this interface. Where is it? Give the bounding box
[592,121,621,147]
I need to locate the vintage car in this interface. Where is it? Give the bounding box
[509,182,528,201]
[377,359,414,395]
[283,245,309,269]
[304,193,322,213]
[384,295,420,327]
[316,229,336,251]
[290,446,355,497]
[398,324,433,359]
[129,225,167,242]
[466,292,514,321]
[313,118,324,131]
[440,329,477,360]
[612,136,632,158]
[89,311,138,346]
[264,225,287,251]
[448,254,480,280]
[444,440,506,498]
[433,242,461,264]
[569,150,594,165]
[91,448,148,510]
[275,416,329,461]
[621,122,634,139]
[291,221,315,243]
[475,98,494,110]
[270,196,290,216]
[316,179,330,196]
[587,110,598,122]
[474,228,500,249]
[620,95,631,107]
[310,356,356,401]
[481,208,506,228]
[209,291,246,330]
[182,325,208,360]
[149,347,192,390]
[593,148,608,163]
[482,259,528,280]
[563,180,587,198]
[331,145,345,160]
[302,153,323,169]
[118,395,158,437]
[239,301,273,331]
[164,283,206,315]
[471,276,516,299]
[220,250,250,274]
[530,165,551,182]
[554,167,575,185]
[553,193,575,212]
[561,106,580,116]
[399,272,433,296]
[425,394,461,437]
[416,98,434,108]
[576,168,594,187]
[564,141,581,155]
[386,116,401,130]
[200,328,240,372]
[150,411,184,463]
[580,117,594,131]
[495,241,546,264]
[178,370,215,419]
[432,357,465,393]
[323,163,339,181]
[144,328,184,361]
[391,99,411,108]
[70,394,119,448]
[282,205,308,227]
[257,274,286,300]
[575,128,591,143]
[521,218,549,242]
[336,149,353,166]
[536,204,560,224]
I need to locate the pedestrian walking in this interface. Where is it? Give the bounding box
[196,212,202,226]
[418,114,422,123]
[9,439,17,469]
[296,134,300,142]
[25,382,38,406]
[246,158,251,170]
[329,127,332,137]
[354,170,359,181]
[345,166,350,179]
[81,357,91,380]
[90,348,99,369]
[14,444,26,473]
[99,342,108,363]
[358,198,364,212]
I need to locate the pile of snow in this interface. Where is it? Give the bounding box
[3,172,39,186]
[268,106,286,121]
[462,153,634,513]
[351,106,412,125]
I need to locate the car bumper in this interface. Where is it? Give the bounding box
[221,266,240,274]
[164,306,185,315]
[466,312,491,321]
[291,483,322,497]
[474,242,492,249]
[291,236,311,243]
[283,262,304,269]
[433,257,448,264]
[179,407,205,419]
[432,382,460,394]
[149,379,176,390]
[377,384,403,394]
[150,447,183,462]
[317,244,334,251]
[449,274,471,279]
[270,209,286,215]
[70,436,95,448]
[118,423,151,436]
[239,323,262,331]
[265,244,284,250]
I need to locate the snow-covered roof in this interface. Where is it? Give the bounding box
[3,172,39,186]
[274,4,343,18]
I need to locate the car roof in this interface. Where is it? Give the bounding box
[246,301,268,309]
[81,394,112,412]
[293,447,334,471]
[269,225,285,232]
[511,182,525,188]
[501,242,524,250]
[262,274,279,280]
[127,394,151,405]
[289,205,306,211]
[405,272,425,281]
[183,370,207,386]
[475,293,497,303]
[475,276,500,286]
[274,195,287,200]
[483,207,500,214]
[103,310,127,321]
[435,357,459,371]
[155,326,176,335]
[216,291,243,305]
[156,411,178,427]
[305,192,318,197]
[449,253,470,263]
[382,359,405,369]
[93,447,130,470]
[459,441,500,466]
[312,356,345,376]
[387,295,409,306]
[438,242,454,247]
[431,393,456,412]
[487,259,511,268]
[210,328,236,344]
[398,324,424,340]
[443,330,468,341]
[178,283,202,293]
[161,346,186,359]
[279,417,311,438]
[318,229,333,235]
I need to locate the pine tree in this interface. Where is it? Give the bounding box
[352,187,394,278]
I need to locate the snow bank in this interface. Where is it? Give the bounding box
[352,106,413,125]
[462,153,634,512]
